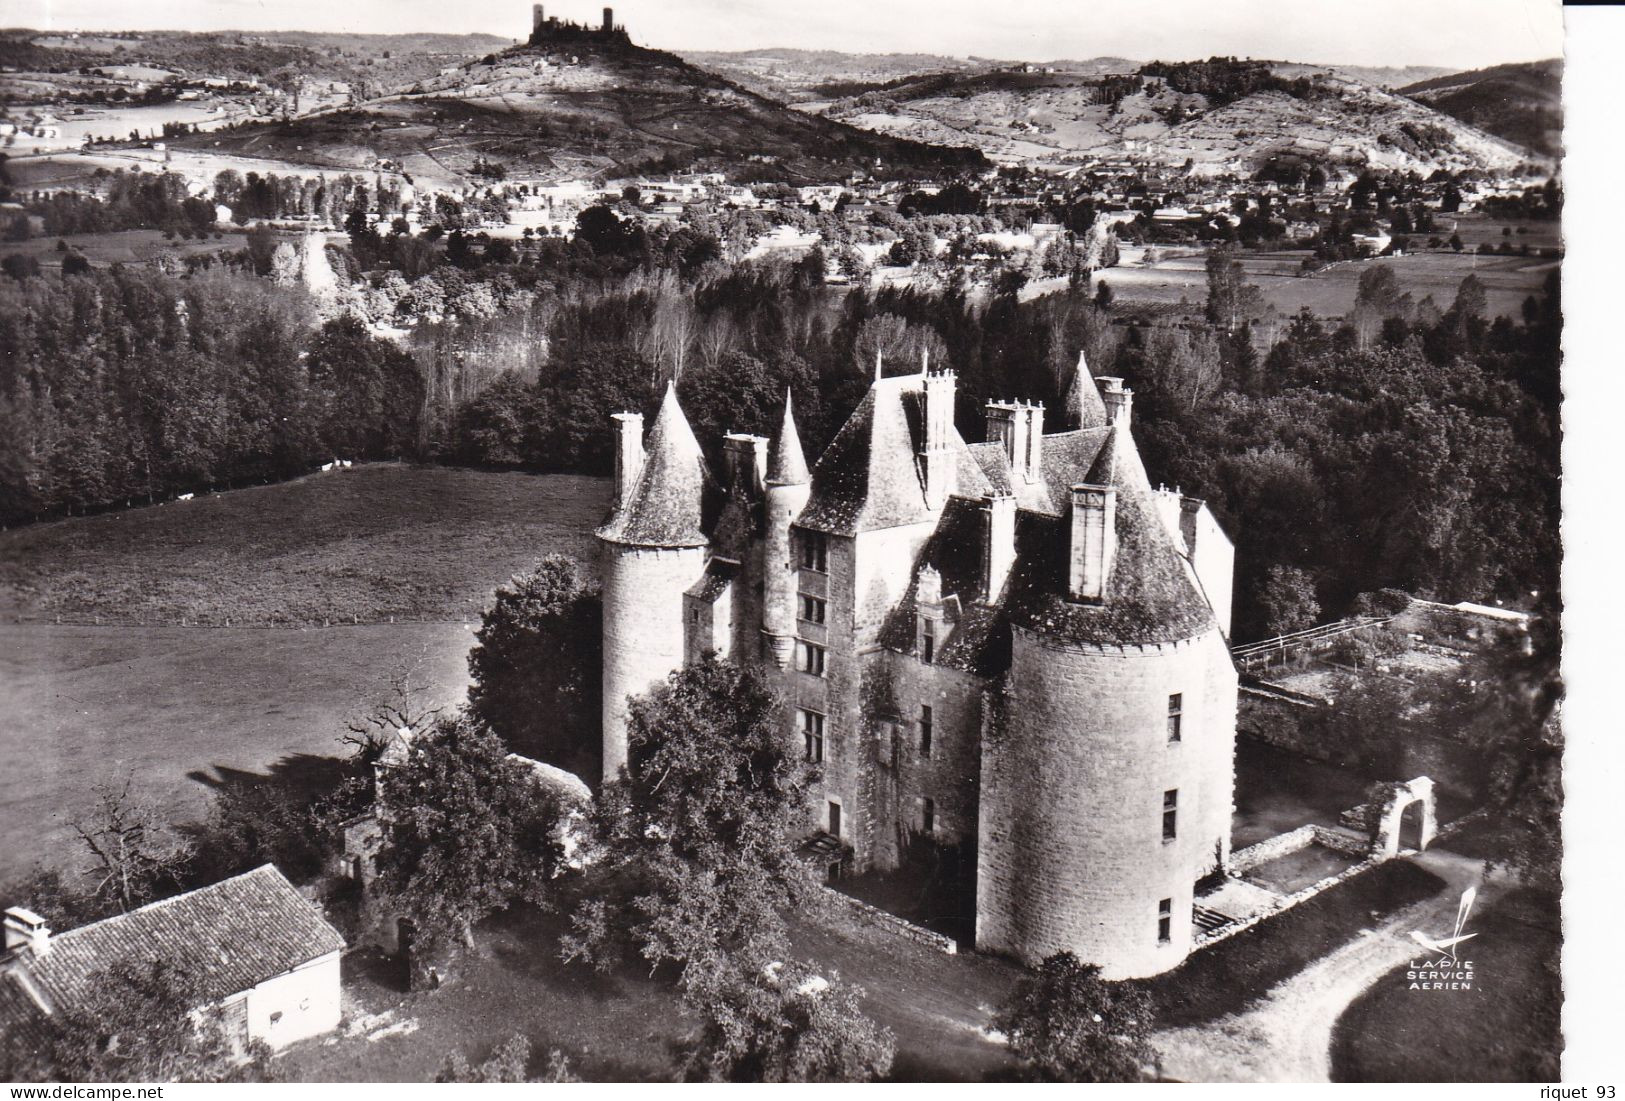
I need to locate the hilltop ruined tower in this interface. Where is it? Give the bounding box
[595,355,1238,978]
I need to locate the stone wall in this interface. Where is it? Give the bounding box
[600,542,708,784]
[818,884,959,955]
[977,625,1237,978]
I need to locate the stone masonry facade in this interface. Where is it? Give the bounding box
[595,355,1239,978]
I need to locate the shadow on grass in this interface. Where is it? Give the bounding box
[1140,859,1447,1028]
[1329,886,1561,1082]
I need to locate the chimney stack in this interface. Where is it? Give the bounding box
[4,907,51,957]
[723,432,768,496]
[921,370,958,510]
[984,399,1045,484]
[981,493,1016,603]
[1068,483,1117,603]
[1097,376,1133,427]
[611,412,644,511]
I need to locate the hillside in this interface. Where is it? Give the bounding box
[0,29,511,90]
[680,48,990,102]
[1275,62,1457,89]
[1401,59,1562,159]
[821,64,1533,174]
[169,35,985,183]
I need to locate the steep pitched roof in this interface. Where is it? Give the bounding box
[798,375,991,535]
[1064,351,1110,429]
[597,383,717,548]
[1005,427,1217,647]
[767,390,810,487]
[0,969,53,1049]
[20,866,344,1013]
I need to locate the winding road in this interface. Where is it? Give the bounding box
[1152,847,1507,1083]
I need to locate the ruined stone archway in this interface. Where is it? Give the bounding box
[1372,777,1437,860]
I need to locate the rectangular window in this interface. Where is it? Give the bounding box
[799,709,825,763]
[1163,789,1178,842]
[799,593,827,625]
[828,800,842,837]
[1167,693,1183,743]
[799,531,829,572]
[1158,897,1172,943]
[796,640,827,677]
[922,797,935,836]
[919,617,936,664]
[919,705,934,758]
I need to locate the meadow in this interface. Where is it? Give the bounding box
[0,465,608,883]
[1105,215,1558,323]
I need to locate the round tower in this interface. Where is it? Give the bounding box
[597,384,714,785]
[761,391,811,668]
[975,391,1237,978]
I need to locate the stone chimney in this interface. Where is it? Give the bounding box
[1068,483,1117,603]
[921,370,958,510]
[611,411,644,511]
[1098,376,1133,427]
[981,493,1016,603]
[4,907,51,957]
[722,432,768,496]
[985,400,1044,484]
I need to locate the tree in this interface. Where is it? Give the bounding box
[565,658,813,1001]
[4,959,278,1083]
[1203,244,1265,332]
[1255,565,1320,638]
[1093,278,1114,309]
[682,962,895,1082]
[374,713,566,952]
[70,777,193,914]
[437,1034,579,1082]
[992,952,1154,1082]
[466,555,602,778]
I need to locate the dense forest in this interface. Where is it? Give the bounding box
[0,211,1559,639]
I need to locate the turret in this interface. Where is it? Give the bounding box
[597,383,714,783]
[762,391,811,667]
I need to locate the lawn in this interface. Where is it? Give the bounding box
[1329,887,1561,1082]
[275,900,1023,1083]
[0,466,610,882]
[0,464,609,625]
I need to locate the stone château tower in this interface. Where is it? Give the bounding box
[595,354,1238,978]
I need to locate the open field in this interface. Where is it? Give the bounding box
[0,621,471,883]
[1330,886,1561,1081]
[1102,242,1555,323]
[0,466,609,882]
[0,464,609,625]
[0,226,252,269]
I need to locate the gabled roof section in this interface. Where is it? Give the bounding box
[767,390,810,487]
[23,866,344,1013]
[597,383,716,548]
[798,375,992,535]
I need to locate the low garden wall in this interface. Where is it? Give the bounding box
[817,885,959,955]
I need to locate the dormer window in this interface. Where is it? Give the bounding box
[918,617,936,664]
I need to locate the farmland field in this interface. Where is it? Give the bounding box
[1104,215,1558,323]
[0,466,608,883]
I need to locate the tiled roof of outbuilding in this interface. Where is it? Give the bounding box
[22,865,344,1012]
[598,383,718,548]
[0,970,53,1049]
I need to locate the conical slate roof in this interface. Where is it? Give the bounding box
[767,389,810,486]
[597,383,715,547]
[1065,349,1109,429]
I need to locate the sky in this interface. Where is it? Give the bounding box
[8,0,1564,69]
